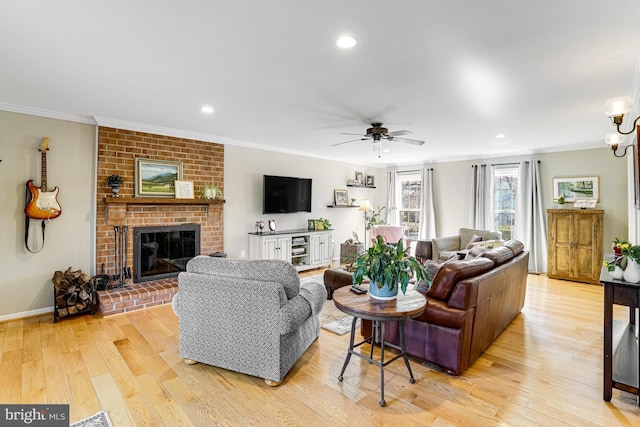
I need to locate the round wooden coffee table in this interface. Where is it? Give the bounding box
[333,284,427,407]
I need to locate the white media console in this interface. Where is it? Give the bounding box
[248,229,333,272]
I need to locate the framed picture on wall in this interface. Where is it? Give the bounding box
[355,171,364,185]
[334,189,349,206]
[135,158,183,197]
[552,176,599,202]
[366,175,375,186]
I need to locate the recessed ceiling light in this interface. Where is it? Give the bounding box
[336,36,357,49]
[495,133,506,139]
[201,105,214,114]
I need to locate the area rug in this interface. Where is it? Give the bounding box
[301,274,359,335]
[70,411,113,427]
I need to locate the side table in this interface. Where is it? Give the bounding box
[332,284,427,407]
[601,268,640,406]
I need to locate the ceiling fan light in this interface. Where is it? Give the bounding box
[604,96,633,117]
[336,36,357,48]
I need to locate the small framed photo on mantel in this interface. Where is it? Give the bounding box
[174,180,195,199]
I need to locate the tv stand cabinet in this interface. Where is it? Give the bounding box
[248,229,333,272]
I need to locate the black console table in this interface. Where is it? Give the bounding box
[601,268,640,406]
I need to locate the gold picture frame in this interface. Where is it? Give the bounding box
[135,158,183,198]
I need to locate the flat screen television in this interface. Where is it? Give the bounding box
[263,175,312,214]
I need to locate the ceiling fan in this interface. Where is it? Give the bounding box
[333,122,426,148]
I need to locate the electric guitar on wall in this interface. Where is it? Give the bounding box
[25,137,62,220]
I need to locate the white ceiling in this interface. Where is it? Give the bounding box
[1,1,640,167]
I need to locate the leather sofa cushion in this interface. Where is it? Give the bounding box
[429,257,495,301]
[481,246,513,266]
[502,239,524,256]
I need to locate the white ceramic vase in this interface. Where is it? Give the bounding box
[623,258,640,283]
[610,265,624,280]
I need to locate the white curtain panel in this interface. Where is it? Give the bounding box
[471,164,492,229]
[419,167,436,239]
[516,160,547,273]
[386,170,399,225]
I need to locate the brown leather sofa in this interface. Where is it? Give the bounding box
[361,239,529,375]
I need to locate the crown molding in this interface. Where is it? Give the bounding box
[0,102,96,124]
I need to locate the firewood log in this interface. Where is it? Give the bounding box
[58,307,68,317]
[67,305,78,315]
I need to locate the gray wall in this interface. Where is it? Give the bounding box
[0,111,95,319]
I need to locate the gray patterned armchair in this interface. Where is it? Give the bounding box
[172,256,326,386]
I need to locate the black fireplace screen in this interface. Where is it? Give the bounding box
[133,224,200,282]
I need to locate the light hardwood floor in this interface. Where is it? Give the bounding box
[1,273,639,426]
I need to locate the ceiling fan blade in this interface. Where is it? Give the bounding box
[386,130,413,137]
[387,136,425,146]
[340,132,366,136]
[332,138,368,146]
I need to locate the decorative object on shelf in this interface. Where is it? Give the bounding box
[268,219,276,233]
[107,174,123,198]
[307,219,315,230]
[355,171,364,185]
[623,258,640,283]
[610,264,624,280]
[352,235,428,300]
[334,189,348,206]
[255,221,265,233]
[555,195,565,205]
[552,176,599,203]
[350,197,356,206]
[174,180,195,199]
[366,175,375,186]
[201,182,221,200]
[612,237,629,257]
[603,96,639,158]
[315,217,331,230]
[134,158,183,198]
[573,198,597,209]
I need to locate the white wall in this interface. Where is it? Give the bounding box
[0,111,96,319]
[223,145,385,260]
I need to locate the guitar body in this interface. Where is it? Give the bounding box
[25,179,62,220]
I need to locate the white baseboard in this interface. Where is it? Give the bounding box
[0,306,54,323]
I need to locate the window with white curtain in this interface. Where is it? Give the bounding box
[493,166,519,240]
[398,172,421,239]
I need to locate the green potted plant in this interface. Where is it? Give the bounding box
[201,182,221,200]
[352,235,428,300]
[315,217,331,230]
[107,174,123,198]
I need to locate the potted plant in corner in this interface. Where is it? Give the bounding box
[107,174,123,198]
[353,235,428,300]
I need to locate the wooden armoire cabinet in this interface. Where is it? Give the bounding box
[547,209,604,285]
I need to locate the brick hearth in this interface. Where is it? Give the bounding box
[97,279,178,316]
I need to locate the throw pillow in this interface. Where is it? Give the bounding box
[416,259,441,293]
[465,245,492,260]
[465,234,483,249]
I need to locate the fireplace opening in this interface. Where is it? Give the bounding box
[133,224,201,283]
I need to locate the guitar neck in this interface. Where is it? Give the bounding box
[40,148,48,191]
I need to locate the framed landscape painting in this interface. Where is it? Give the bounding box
[135,158,183,197]
[552,176,599,202]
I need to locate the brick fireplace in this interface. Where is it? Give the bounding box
[96,127,224,316]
